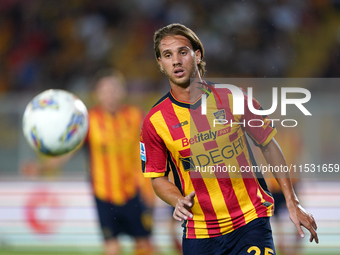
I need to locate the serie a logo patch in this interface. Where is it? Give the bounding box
[140,142,146,161]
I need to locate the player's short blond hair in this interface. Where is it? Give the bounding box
[154,23,206,77]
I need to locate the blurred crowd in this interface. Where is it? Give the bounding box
[0,0,339,95]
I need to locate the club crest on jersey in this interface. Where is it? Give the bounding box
[140,142,146,161]
[213,109,226,124]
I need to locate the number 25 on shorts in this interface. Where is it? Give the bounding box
[247,246,274,255]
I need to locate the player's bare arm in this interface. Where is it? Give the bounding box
[152,176,195,221]
[261,138,319,244]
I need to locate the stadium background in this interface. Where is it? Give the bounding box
[0,0,340,254]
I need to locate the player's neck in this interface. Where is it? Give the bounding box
[170,80,204,103]
[170,85,190,102]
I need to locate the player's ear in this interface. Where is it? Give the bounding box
[195,50,202,65]
[158,57,164,73]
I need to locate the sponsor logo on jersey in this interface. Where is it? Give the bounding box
[181,127,231,147]
[190,136,244,168]
[180,157,195,172]
[172,120,188,129]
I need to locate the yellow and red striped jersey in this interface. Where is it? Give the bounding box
[141,83,277,239]
[86,105,145,205]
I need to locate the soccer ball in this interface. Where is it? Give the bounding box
[22,89,89,156]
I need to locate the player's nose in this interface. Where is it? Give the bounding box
[172,53,182,66]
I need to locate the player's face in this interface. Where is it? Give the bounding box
[96,77,126,113]
[158,35,201,88]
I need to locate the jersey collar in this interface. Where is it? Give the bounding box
[168,81,213,110]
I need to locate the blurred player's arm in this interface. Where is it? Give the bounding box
[260,138,319,244]
[152,176,195,222]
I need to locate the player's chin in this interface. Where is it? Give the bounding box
[171,76,190,87]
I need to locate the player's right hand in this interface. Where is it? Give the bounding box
[173,191,195,222]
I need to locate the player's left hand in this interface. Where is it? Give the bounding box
[287,200,318,244]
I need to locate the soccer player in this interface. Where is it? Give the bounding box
[23,71,155,255]
[86,72,155,255]
[140,23,318,255]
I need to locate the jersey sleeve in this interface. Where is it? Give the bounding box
[241,91,277,147]
[140,117,168,178]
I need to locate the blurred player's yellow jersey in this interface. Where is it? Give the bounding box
[141,83,277,239]
[86,105,144,205]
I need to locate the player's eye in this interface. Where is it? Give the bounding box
[180,51,187,55]
[164,53,171,58]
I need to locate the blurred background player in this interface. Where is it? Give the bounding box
[22,70,155,255]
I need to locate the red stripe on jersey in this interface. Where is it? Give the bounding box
[236,152,263,217]
[214,163,246,229]
[214,87,224,109]
[264,123,275,132]
[161,100,186,141]
[190,171,221,237]
[203,140,218,151]
[191,107,211,133]
[229,132,238,142]
[142,118,168,174]
[185,217,196,238]
[179,148,191,157]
